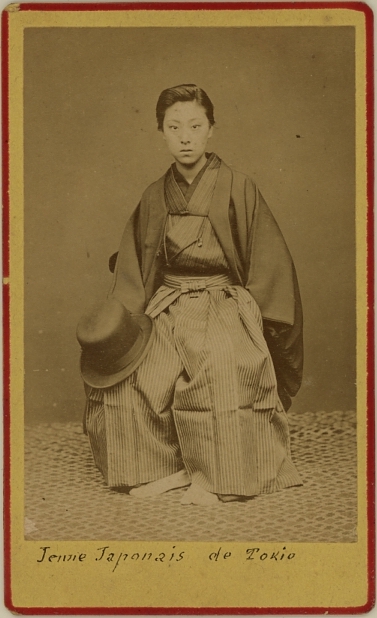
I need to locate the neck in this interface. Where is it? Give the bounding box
[175,153,207,184]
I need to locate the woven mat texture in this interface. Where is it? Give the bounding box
[25,410,357,542]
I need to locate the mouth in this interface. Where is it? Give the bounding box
[180,149,193,153]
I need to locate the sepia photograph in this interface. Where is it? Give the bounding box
[24,23,356,542]
[4,3,373,612]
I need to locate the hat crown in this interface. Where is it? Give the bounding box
[77,298,140,363]
[77,298,154,388]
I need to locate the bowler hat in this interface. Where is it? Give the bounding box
[77,298,154,388]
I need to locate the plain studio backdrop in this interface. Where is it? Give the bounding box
[24,26,355,424]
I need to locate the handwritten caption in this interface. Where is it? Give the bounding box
[36,545,296,572]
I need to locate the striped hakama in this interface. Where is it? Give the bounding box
[85,154,302,496]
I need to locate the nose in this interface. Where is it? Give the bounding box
[180,130,191,144]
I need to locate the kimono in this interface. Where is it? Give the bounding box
[85,153,303,496]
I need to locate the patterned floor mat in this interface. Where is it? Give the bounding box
[25,410,357,542]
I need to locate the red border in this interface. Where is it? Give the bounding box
[13,1,377,10]
[2,4,11,616]
[2,2,375,614]
[365,0,376,613]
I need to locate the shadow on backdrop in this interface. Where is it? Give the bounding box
[24,27,355,423]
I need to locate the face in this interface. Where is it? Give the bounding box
[162,101,213,167]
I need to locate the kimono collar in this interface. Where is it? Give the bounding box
[171,152,219,199]
[165,153,221,216]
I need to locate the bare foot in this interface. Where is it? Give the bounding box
[129,469,190,498]
[180,483,220,505]
[218,494,244,503]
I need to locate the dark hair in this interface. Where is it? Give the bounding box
[156,84,215,131]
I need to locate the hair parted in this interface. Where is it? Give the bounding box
[156,84,215,131]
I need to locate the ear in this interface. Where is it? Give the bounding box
[208,125,213,139]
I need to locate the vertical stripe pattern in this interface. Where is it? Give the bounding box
[86,282,301,494]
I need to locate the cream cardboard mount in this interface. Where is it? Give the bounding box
[2,2,374,614]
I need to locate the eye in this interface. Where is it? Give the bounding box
[192,125,201,130]
[169,125,178,131]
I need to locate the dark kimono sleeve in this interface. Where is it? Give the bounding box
[262,271,303,411]
[107,204,147,315]
[244,181,303,411]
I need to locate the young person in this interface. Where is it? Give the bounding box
[82,84,303,505]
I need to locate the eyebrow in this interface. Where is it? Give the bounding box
[167,117,203,123]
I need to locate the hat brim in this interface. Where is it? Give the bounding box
[80,314,155,389]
